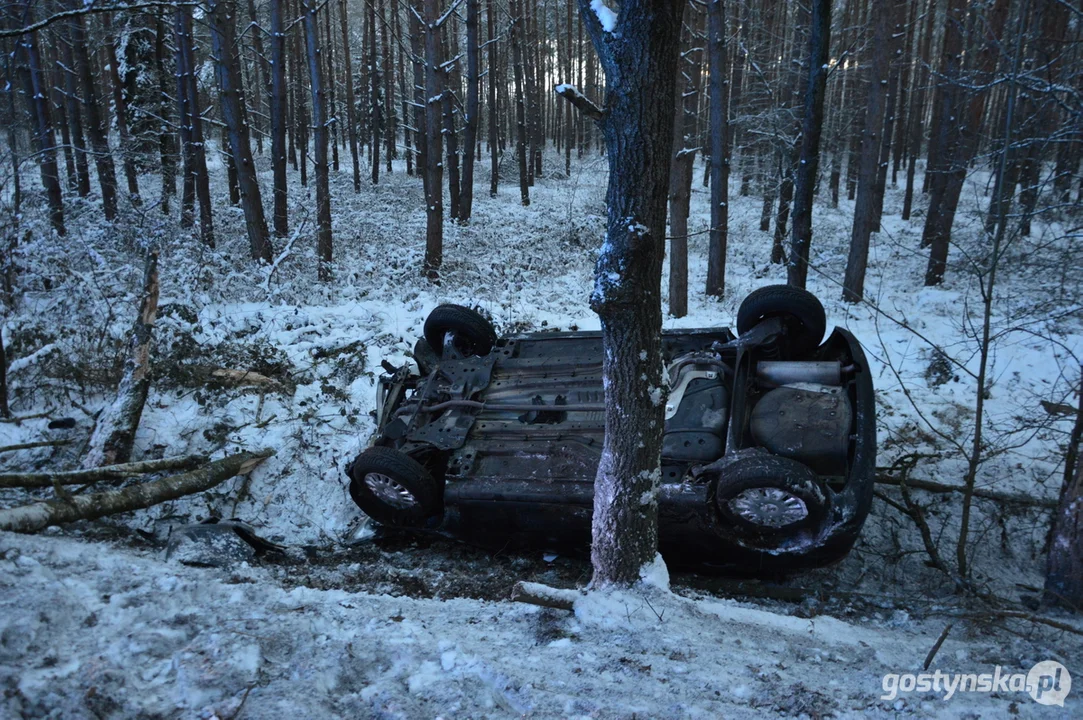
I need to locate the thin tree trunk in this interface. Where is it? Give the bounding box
[923,0,1009,286]
[69,11,118,221]
[788,0,832,289]
[177,6,215,247]
[16,12,65,234]
[58,25,91,200]
[340,0,362,190]
[460,0,481,221]
[442,27,462,221]
[370,0,382,183]
[208,0,273,262]
[510,0,530,205]
[153,19,177,215]
[422,0,447,277]
[667,3,704,319]
[270,0,290,235]
[1045,366,1083,610]
[81,253,159,469]
[102,14,141,207]
[705,0,729,297]
[487,0,499,196]
[304,0,333,280]
[843,0,894,303]
[381,0,395,172]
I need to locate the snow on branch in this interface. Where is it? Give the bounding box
[554,83,603,122]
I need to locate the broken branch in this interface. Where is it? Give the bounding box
[554,83,604,122]
[0,454,208,488]
[0,439,71,454]
[511,580,581,611]
[0,449,273,533]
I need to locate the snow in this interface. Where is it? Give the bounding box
[591,0,618,33]
[2,532,1076,718]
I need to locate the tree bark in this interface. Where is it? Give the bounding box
[788,0,832,289]
[69,10,118,221]
[270,0,290,235]
[304,0,333,280]
[422,0,447,277]
[153,18,177,215]
[370,0,382,184]
[0,450,273,534]
[704,0,729,298]
[208,0,273,263]
[460,0,480,221]
[667,3,704,319]
[487,0,499,196]
[81,253,159,469]
[15,8,65,235]
[338,0,360,190]
[1045,367,1083,611]
[576,0,684,588]
[0,455,208,489]
[843,0,895,303]
[102,13,141,207]
[510,0,531,206]
[922,0,1009,286]
[176,5,215,247]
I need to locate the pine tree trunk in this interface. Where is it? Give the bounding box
[442,27,462,221]
[901,0,936,222]
[923,0,1009,286]
[339,0,362,191]
[705,0,729,297]
[422,0,446,277]
[102,14,141,207]
[460,0,481,221]
[381,0,395,172]
[843,0,894,303]
[369,0,382,184]
[667,3,704,319]
[1044,366,1083,609]
[510,0,531,205]
[304,0,334,279]
[208,0,273,263]
[787,0,831,289]
[59,26,91,199]
[153,19,177,215]
[176,6,215,247]
[576,0,684,588]
[270,0,290,235]
[70,12,118,221]
[487,0,499,196]
[16,10,65,235]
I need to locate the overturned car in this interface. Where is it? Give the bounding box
[347,285,875,574]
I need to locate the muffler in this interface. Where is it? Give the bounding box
[755,360,842,386]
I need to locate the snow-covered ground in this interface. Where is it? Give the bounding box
[2,531,1078,718]
[1,144,1081,716]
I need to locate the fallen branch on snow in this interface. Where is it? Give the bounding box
[0,439,71,454]
[875,473,1056,510]
[0,449,273,533]
[0,454,208,488]
[511,581,582,611]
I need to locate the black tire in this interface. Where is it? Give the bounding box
[423,304,497,358]
[709,452,829,536]
[736,285,826,356]
[347,446,442,527]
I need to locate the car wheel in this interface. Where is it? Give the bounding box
[423,304,497,358]
[736,285,826,356]
[710,453,829,535]
[347,446,442,527]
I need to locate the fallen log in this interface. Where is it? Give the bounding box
[207,367,280,387]
[511,581,581,611]
[0,449,273,533]
[0,439,71,454]
[875,473,1056,509]
[0,454,208,488]
[81,252,159,468]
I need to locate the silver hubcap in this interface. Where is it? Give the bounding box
[364,472,417,509]
[729,487,808,528]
